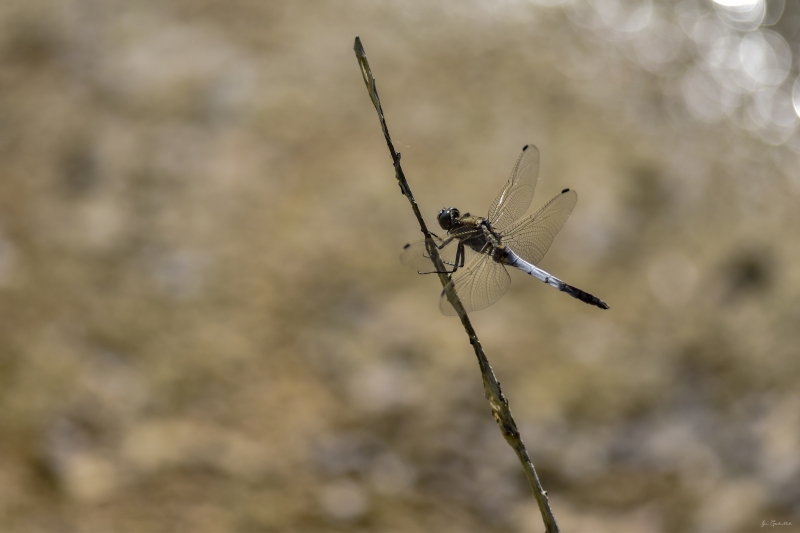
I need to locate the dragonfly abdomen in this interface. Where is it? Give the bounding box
[504,249,609,309]
[503,249,560,288]
[560,283,610,309]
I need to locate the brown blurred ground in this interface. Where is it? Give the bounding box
[0,0,799,532]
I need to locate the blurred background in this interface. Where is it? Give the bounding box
[1,0,799,531]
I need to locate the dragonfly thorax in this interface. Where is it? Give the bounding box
[437,207,460,231]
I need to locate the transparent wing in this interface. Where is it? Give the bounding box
[400,236,476,271]
[488,144,540,230]
[439,254,511,316]
[501,188,577,265]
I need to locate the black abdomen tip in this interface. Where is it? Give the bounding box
[562,283,609,310]
[522,144,529,151]
[562,188,570,194]
[403,243,411,249]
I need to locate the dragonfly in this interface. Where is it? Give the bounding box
[401,144,609,315]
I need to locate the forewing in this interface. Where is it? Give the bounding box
[439,254,511,316]
[488,144,540,230]
[400,236,476,271]
[501,188,577,265]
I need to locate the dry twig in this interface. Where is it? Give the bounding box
[353,36,560,533]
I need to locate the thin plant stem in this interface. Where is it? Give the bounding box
[353,36,560,533]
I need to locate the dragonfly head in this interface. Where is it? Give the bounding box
[437,207,460,231]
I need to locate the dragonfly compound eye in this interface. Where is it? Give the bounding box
[437,208,452,230]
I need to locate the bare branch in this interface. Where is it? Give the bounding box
[353,36,560,533]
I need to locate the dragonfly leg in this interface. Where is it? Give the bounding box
[427,258,458,268]
[435,236,456,249]
[416,234,457,272]
[418,243,465,275]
